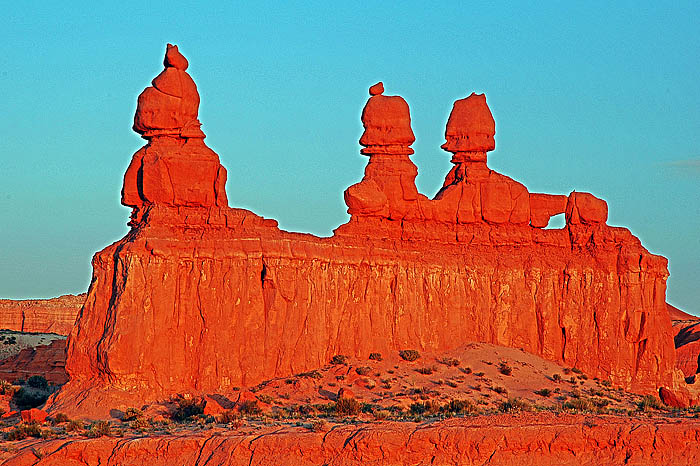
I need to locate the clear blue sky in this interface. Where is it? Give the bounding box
[1,2,698,314]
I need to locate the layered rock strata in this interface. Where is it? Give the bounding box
[51,48,678,415]
[4,415,700,466]
[0,294,84,335]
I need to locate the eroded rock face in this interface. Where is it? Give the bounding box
[49,46,678,416]
[0,294,83,335]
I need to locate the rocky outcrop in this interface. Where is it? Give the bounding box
[49,46,677,417]
[0,295,83,335]
[670,303,700,378]
[0,339,67,385]
[3,414,700,465]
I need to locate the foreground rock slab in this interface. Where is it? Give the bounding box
[3,414,700,465]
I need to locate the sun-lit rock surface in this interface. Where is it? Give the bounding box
[3,414,700,465]
[0,294,83,335]
[48,45,681,418]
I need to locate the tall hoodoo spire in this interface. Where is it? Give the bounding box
[122,44,227,223]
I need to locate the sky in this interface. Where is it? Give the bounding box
[1,2,698,314]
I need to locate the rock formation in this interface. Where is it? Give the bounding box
[49,45,681,416]
[0,294,83,335]
[669,303,700,379]
[0,339,67,385]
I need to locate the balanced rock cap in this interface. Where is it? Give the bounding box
[359,83,415,154]
[133,44,204,139]
[442,93,495,153]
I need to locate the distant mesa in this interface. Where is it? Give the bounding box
[46,44,694,417]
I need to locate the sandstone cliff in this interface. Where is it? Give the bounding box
[0,295,83,335]
[49,45,680,416]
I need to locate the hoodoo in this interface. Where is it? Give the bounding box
[50,45,684,416]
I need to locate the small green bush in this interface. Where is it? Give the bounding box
[66,420,83,432]
[172,395,206,422]
[415,366,436,375]
[53,412,70,423]
[86,421,111,438]
[497,361,513,376]
[5,422,42,441]
[563,398,595,412]
[12,387,49,410]
[410,401,440,415]
[355,366,372,376]
[498,398,531,413]
[121,407,143,422]
[368,353,383,361]
[399,350,421,362]
[441,399,476,415]
[637,395,663,412]
[534,388,552,397]
[27,375,49,390]
[238,400,262,415]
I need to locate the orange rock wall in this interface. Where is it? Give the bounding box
[0,295,83,335]
[53,205,674,414]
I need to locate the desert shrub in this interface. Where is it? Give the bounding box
[637,395,663,412]
[373,409,389,420]
[330,354,348,365]
[130,417,151,430]
[5,422,42,441]
[12,387,49,410]
[441,399,476,415]
[399,349,421,362]
[459,367,472,375]
[0,379,14,395]
[415,366,436,375]
[27,375,48,390]
[534,388,552,397]
[219,409,239,424]
[474,372,485,377]
[497,361,513,376]
[258,394,275,404]
[571,367,583,375]
[239,400,262,415]
[297,370,323,379]
[368,352,383,361]
[601,380,612,387]
[53,413,70,423]
[355,366,372,376]
[563,398,595,412]
[437,357,460,367]
[409,401,440,416]
[309,419,326,432]
[66,420,83,432]
[498,398,531,413]
[493,386,507,395]
[121,407,143,422]
[552,374,562,382]
[445,380,458,388]
[86,421,111,438]
[335,398,361,416]
[172,395,206,422]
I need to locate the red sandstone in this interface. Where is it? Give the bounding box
[43,45,689,419]
[3,414,700,465]
[0,294,83,335]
